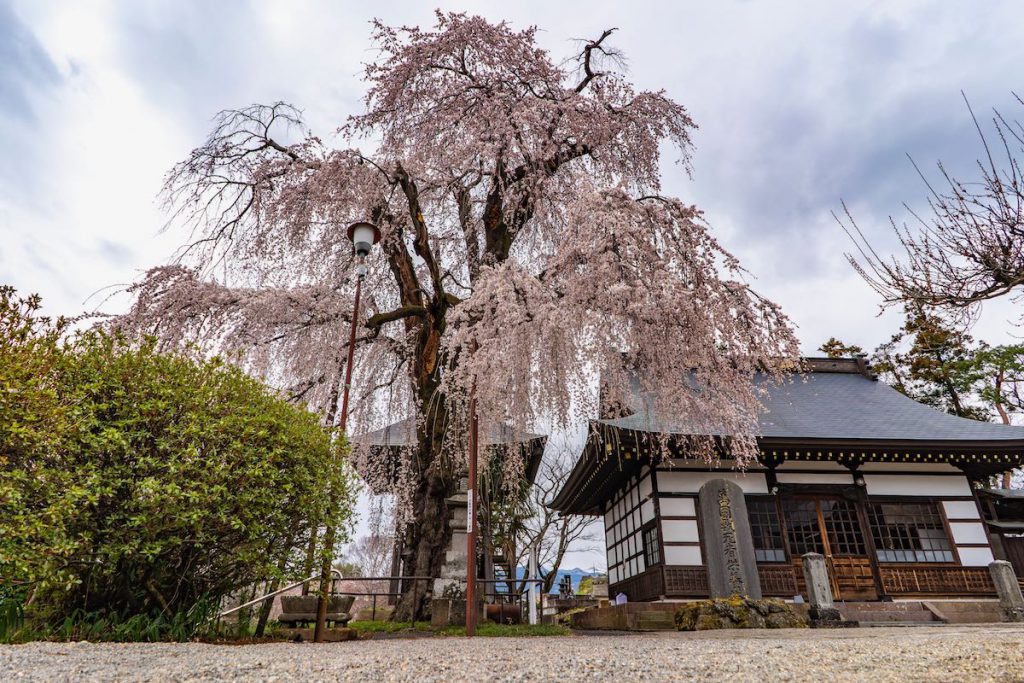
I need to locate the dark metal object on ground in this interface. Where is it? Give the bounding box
[279,595,355,628]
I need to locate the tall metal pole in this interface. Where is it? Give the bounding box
[314,267,364,643]
[528,544,538,626]
[465,379,479,636]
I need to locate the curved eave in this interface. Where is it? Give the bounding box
[550,425,1024,515]
[549,423,647,515]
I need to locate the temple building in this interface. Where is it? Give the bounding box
[550,357,1024,602]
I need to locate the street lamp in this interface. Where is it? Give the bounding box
[313,221,381,643]
[346,222,381,259]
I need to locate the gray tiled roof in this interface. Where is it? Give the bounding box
[600,370,1024,442]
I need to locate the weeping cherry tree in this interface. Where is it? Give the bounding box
[118,13,800,620]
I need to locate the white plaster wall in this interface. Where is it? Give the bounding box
[950,522,989,545]
[640,499,655,523]
[863,474,972,497]
[664,545,702,565]
[657,470,769,494]
[775,472,854,485]
[661,519,699,543]
[942,501,981,519]
[957,547,995,566]
[659,497,695,517]
[638,474,652,500]
[606,478,643,583]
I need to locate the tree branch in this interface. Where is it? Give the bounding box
[366,305,428,328]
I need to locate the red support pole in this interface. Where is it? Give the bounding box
[314,272,363,643]
[465,382,479,636]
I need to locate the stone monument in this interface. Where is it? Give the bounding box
[989,560,1024,622]
[801,552,843,625]
[697,479,762,599]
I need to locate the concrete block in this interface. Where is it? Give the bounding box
[800,553,834,610]
[989,560,1024,622]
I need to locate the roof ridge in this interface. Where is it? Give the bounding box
[802,356,875,379]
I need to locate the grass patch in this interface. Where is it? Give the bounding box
[348,620,570,638]
[347,620,430,634]
[437,623,570,637]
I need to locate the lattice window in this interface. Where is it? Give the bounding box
[821,499,866,555]
[781,499,824,556]
[642,524,661,567]
[747,497,786,562]
[867,501,955,563]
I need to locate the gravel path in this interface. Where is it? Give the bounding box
[2,625,1023,682]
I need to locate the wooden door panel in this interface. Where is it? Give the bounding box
[782,495,879,601]
[830,556,877,600]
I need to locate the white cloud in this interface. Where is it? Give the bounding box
[5,0,1024,571]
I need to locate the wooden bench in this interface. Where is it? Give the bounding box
[278,595,355,628]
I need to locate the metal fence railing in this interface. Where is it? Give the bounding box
[220,574,550,626]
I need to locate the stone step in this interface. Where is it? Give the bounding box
[636,613,676,626]
[923,600,1000,613]
[838,602,930,612]
[922,601,1005,623]
[858,621,947,628]
[941,611,1005,624]
[839,601,941,624]
[841,610,936,623]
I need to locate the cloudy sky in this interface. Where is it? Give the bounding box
[4,0,1024,569]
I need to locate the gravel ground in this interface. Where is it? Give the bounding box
[2,625,1024,682]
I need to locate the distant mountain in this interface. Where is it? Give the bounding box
[514,566,604,593]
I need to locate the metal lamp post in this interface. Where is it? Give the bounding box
[313,221,380,643]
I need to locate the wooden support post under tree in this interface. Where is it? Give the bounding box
[466,375,479,637]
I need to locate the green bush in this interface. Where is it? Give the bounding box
[0,584,25,641]
[0,287,358,640]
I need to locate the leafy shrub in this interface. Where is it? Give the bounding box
[0,584,25,642]
[0,287,358,639]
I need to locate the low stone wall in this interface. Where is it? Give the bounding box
[570,602,680,631]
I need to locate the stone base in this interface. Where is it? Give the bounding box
[675,597,808,630]
[286,627,357,642]
[430,598,484,628]
[1002,606,1024,623]
[810,619,859,629]
[807,605,856,628]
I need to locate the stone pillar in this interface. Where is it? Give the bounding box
[989,560,1024,622]
[697,479,762,599]
[801,553,841,624]
[433,484,469,598]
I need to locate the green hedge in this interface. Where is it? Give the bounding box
[0,287,358,640]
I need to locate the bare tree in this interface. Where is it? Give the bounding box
[492,453,600,594]
[344,533,395,579]
[842,93,1024,326]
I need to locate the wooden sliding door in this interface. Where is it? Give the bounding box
[781,496,878,601]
